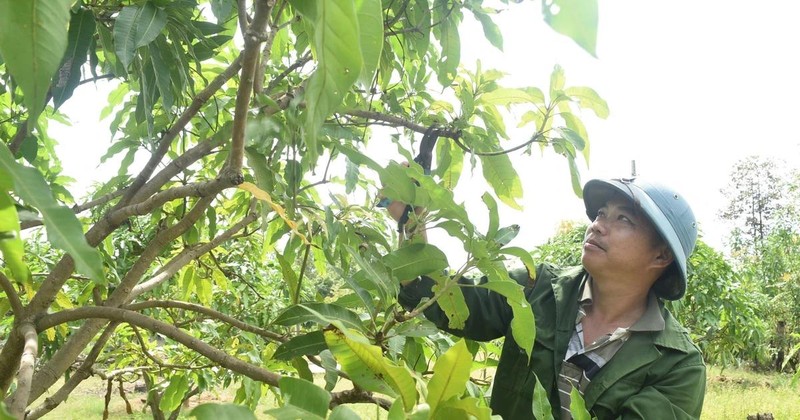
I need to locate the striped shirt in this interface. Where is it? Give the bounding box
[557,276,665,419]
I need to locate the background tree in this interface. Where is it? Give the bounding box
[0,0,606,418]
[719,156,800,373]
[719,155,791,259]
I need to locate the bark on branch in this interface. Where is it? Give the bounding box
[227,0,272,173]
[26,323,121,420]
[342,109,460,139]
[6,322,38,419]
[35,306,282,386]
[0,271,23,316]
[126,300,285,342]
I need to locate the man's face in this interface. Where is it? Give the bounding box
[581,195,668,284]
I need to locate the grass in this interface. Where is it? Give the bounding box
[34,365,799,419]
[702,365,799,419]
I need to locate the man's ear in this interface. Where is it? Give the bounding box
[653,245,674,269]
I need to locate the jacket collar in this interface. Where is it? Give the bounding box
[550,268,695,407]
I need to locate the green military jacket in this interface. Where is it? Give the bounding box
[398,263,706,419]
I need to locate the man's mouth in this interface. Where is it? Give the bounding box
[584,238,605,251]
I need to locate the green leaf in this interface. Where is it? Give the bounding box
[436,397,492,420]
[480,154,523,210]
[433,281,469,330]
[564,86,609,118]
[52,8,97,109]
[427,339,472,415]
[355,0,383,87]
[278,377,330,418]
[378,161,420,206]
[159,374,189,413]
[532,374,555,420]
[569,387,592,420]
[265,405,324,420]
[0,143,104,284]
[0,0,72,124]
[0,401,13,420]
[272,302,365,333]
[549,64,565,98]
[302,0,363,166]
[344,158,359,194]
[274,331,328,360]
[0,191,31,284]
[435,11,460,87]
[494,224,520,247]
[560,112,591,163]
[499,247,536,279]
[189,403,256,420]
[472,10,502,51]
[275,252,299,303]
[114,2,168,69]
[347,245,396,303]
[382,243,449,282]
[476,264,535,360]
[567,154,583,198]
[148,39,175,111]
[480,88,538,107]
[328,405,361,420]
[542,0,598,57]
[482,192,499,240]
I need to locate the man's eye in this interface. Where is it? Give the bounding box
[618,215,633,223]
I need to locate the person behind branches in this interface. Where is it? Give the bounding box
[388,177,706,419]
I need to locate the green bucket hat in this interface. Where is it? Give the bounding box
[582,178,697,300]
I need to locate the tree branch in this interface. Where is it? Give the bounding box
[5,322,38,419]
[330,387,392,411]
[263,52,312,95]
[117,53,244,208]
[0,271,23,317]
[227,0,272,173]
[24,197,214,403]
[129,211,258,299]
[111,178,235,226]
[343,109,460,139]
[130,136,224,204]
[34,306,283,386]
[130,324,213,370]
[8,120,28,156]
[126,300,285,342]
[26,323,121,420]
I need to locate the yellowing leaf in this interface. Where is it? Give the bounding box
[238,182,310,245]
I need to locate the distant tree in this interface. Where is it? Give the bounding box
[719,155,791,259]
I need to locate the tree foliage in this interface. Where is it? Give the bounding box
[0,0,606,418]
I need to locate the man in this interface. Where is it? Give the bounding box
[393,178,706,419]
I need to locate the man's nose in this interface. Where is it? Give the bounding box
[589,217,606,234]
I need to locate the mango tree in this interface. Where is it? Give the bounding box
[0,0,606,418]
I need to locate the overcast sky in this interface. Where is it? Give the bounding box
[52,0,800,262]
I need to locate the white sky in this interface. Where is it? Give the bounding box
[52,0,800,260]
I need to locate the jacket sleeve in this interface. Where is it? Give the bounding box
[397,268,534,341]
[617,356,706,419]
